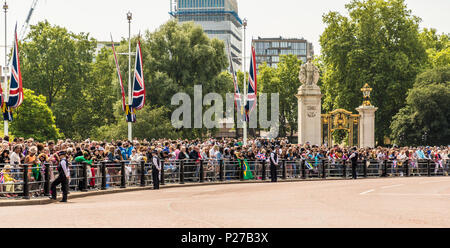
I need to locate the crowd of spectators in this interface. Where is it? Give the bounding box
[0,135,449,198]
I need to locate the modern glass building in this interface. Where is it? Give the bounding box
[253,37,314,69]
[170,0,243,66]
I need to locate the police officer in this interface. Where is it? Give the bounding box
[152,150,161,190]
[349,147,359,179]
[50,151,70,202]
[270,147,279,182]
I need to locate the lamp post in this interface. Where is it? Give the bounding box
[127,11,132,142]
[3,1,8,137]
[3,1,7,65]
[356,83,377,148]
[242,18,247,146]
[361,83,373,107]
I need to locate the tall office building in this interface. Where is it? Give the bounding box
[253,37,314,69]
[170,0,243,66]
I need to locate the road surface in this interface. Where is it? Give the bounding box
[1,177,449,228]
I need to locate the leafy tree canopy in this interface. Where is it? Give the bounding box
[320,0,427,145]
[390,66,450,146]
[20,21,120,139]
[10,89,62,141]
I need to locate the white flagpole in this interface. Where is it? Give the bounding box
[127,11,132,142]
[3,1,8,137]
[242,18,248,146]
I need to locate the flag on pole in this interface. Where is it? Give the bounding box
[126,105,136,123]
[244,46,257,122]
[111,36,144,123]
[3,24,24,121]
[111,35,126,112]
[229,53,243,119]
[131,40,145,111]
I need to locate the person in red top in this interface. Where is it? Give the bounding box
[433,149,442,174]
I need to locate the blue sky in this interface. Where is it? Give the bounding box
[2,0,449,63]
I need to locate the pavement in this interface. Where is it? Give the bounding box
[0,177,449,228]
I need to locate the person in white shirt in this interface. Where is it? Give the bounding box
[270,147,279,182]
[129,149,142,182]
[376,150,386,176]
[9,145,21,166]
[9,145,22,180]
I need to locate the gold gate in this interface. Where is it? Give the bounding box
[321,109,360,147]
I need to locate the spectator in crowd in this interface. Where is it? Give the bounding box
[0,150,10,164]
[1,164,18,198]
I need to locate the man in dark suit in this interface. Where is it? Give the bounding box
[50,151,70,202]
[152,150,161,190]
[349,147,359,179]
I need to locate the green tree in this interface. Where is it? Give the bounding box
[92,101,176,141]
[258,55,302,138]
[390,66,450,146]
[91,20,231,140]
[419,28,450,68]
[320,0,427,145]
[20,21,116,139]
[144,20,230,138]
[71,47,117,139]
[10,89,62,141]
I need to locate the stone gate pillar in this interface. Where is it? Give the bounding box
[296,85,322,145]
[356,105,378,148]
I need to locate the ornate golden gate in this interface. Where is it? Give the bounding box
[321,109,360,147]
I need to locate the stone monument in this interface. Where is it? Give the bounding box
[356,84,378,148]
[296,56,322,145]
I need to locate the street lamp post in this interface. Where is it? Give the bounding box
[127,11,132,142]
[242,18,247,146]
[3,1,8,137]
[3,1,7,65]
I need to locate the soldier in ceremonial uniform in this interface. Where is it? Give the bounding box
[349,147,359,179]
[152,150,161,190]
[50,151,70,202]
[270,147,279,182]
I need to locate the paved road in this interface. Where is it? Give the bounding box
[1,177,449,228]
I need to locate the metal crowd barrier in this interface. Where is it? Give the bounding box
[1,158,449,200]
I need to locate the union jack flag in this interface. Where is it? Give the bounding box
[256,152,266,161]
[131,40,145,110]
[229,53,243,119]
[0,171,4,184]
[110,35,126,112]
[7,25,24,109]
[244,46,257,122]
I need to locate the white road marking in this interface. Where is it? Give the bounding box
[381,184,404,189]
[374,193,450,197]
[360,189,375,195]
[419,180,450,185]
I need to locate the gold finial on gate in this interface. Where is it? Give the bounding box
[361,83,373,107]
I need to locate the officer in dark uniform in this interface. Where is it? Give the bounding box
[349,147,359,179]
[50,151,70,202]
[270,147,279,182]
[152,150,161,190]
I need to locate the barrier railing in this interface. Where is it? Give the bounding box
[0,158,449,200]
